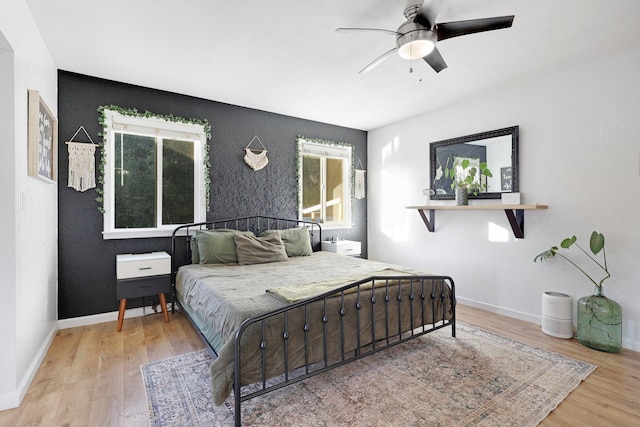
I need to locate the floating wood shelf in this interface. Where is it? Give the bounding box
[406,204,548,239]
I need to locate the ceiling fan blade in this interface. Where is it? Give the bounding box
[423,46,448,73]
[436,16,514,41]
[336,27,398,36]
[359,47,397,74]
[413,0,447,30]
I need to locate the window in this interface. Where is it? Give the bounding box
[297,137,353,229]
[101,109,207,239]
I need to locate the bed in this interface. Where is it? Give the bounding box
[171,216,455,426]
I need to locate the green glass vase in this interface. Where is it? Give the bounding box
[577,286,622,353]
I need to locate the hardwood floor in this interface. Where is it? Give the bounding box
[1,305,638,426]
[458,305,640,427]
[0,311,204,427]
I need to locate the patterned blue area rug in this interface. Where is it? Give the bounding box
[141,323,595,427]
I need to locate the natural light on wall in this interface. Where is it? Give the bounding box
[488,221,510,242]
[380,136,409,242]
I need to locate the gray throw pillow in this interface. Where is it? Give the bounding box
[233,233,289,265]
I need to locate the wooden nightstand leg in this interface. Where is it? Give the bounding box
[159,293,170,323]
[117,298,127,332]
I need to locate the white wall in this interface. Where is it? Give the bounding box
[0,0,58,409]
[367,45,640,351]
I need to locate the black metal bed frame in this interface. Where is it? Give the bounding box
[170,215,322,315]
[170,216,456,427]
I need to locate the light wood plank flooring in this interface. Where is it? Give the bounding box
[0,311,204,427]
[0,305,638,426]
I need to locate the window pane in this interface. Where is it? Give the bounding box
[302,155,321,222]
[325,158,344,222]
[114,133,157,228]
[163,139,194,224]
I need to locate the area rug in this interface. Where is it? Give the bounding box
[141,323,596,427]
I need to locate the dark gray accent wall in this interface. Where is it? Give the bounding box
[57,71,367,319]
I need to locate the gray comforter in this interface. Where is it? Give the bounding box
[176,252,452,405]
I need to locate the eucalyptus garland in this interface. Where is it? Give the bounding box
[96,105,212,214]
[295,135,355,218]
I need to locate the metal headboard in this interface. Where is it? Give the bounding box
[170,215,322,279]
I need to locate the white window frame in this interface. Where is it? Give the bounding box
[297,137,353,229]
[102,109,207,239]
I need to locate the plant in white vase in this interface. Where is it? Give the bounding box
[534,231,622,352]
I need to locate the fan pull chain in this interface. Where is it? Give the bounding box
[409,44,414,73]
[409,56,423,82]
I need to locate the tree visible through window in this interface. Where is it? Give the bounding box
[162,139,195,225]
[101,108,207,239]
[113,134,195,229]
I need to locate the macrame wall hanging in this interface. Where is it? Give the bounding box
[243,135,269,171]
[65,126,98,192]
[355,159,366,199]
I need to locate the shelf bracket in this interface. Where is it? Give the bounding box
[414,208,528,238]
[417,209,435,232]
[504,209,525,239]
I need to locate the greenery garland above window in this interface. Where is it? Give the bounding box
[96,105,212,214]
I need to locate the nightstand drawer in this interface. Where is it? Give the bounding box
[321,240,361,256]
[116,275,171,300]
[116,252,171,279]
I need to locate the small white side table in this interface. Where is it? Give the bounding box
[116,251,171,331]
[321,240,361,257]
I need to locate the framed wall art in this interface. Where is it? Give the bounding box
[28,89,58,183]
[501,166,513,191]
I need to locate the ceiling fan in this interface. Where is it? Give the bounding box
[336,0,514,74]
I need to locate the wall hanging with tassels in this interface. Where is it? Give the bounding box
[65,126,98,192]
[243,135,269,171]
[355,159,366,199]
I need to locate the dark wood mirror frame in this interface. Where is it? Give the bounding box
[429,126,519,200]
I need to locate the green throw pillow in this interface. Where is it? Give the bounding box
[190,236,200,264]
[195,229,254,264]
[261,227,312,257]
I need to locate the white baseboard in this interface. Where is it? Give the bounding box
[57,307,148,329]
[457,296,640,351]
[457,296,541,325]
[622,337,640,352]
[0,325,57,411]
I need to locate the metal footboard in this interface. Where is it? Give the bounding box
[232,274,455,426]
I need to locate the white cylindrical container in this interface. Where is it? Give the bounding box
[541,291,573,339]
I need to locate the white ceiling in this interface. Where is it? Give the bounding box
[25,0,640,131]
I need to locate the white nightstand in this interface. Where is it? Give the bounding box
[116,251,171,331]
[321,240,361,257]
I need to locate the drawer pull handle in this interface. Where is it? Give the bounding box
[138,267,153,270]
[344,249,352,251]
[139,286,151,289]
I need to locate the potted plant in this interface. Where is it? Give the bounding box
[534,231,622,352]
[445,158,492,205]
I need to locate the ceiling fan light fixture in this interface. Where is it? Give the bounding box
[338,1,514,74]
[396,23,436,60]
[398,39,435,60]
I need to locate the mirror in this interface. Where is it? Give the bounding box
[429,126,519,200]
